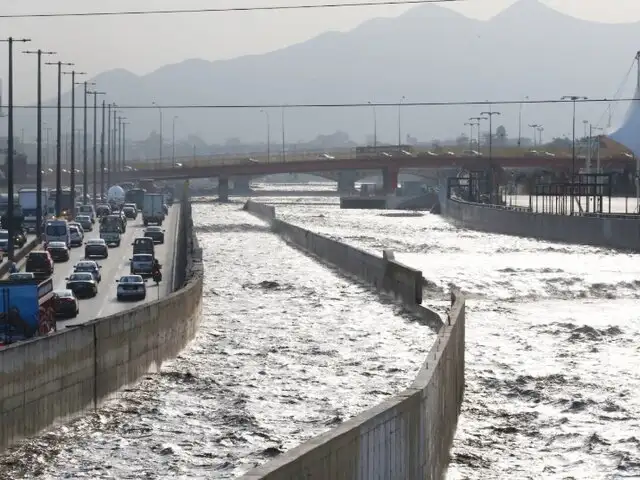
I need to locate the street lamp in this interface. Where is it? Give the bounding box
[281,106,286,162]
[259,109,270,161]
[23,48,55,238]
[537,126,544,146]
[152,101,163,164]
[528,124,540,147]
[62,69,86,211]
[561,95,588,214]
[397,95,406,150]
[588,123,604,174]
[45,60,74,217]
[121,120,130,172]
[172,115,178,167]
[87,90,105,206]
[469,116,487,150]
[79,81,96,203]
[517,95,529,147]
[464,122,476,151]
[2,37,31,261]
[368,101,377,150]
[480,110,501,203]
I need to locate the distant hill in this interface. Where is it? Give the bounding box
[21,0,640,147]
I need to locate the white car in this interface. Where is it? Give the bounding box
[116,275,147,301]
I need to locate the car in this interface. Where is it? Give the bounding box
[130,253,155,276]
[124,203,138,214]
[84,238,109,259]
[69,225,83,247]
[53,289,79,318]
[76,215,93,232]
[9,272,35,282]
[69,221,84,235]
[122,206,137,219]
[73,260,102,282]
[143,226,165,244]
[116,275,147,301]
[25,251,54,279]
[132,237,155,256]
[65,272,98,298]
[96,204,111,217]
[77,204,96,223]
[47,241,70,262]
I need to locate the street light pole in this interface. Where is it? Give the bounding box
[152,101,163,164]
[100,100,106,197]
[63,70,86,212]
[106,103,112,187]
[528,124,540,147]
[260,109,270,161]
[81,82,95,203]
[537,126,544,146]
[122,121,130,172]
[368,101,377,150]
[23,48,55,238]
[45,60,74,217]
[561,95,588,214]
[281,106,286,162]
[469,116,487,151]
[397,95,406,150]
[2,37,31,261]
[172,115,178,167]
[87,90,105,206]
[480,111,501,203]
[464,122,474,150]
[517,95,528,148]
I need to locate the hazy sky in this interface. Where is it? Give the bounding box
[2,0,640,103]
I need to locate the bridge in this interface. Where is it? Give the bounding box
[112,151,638,200]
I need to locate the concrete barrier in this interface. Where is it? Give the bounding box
[442,196,640,251]
[0,189,203,452]
[244,199,276,220]
[242,199,465,479]
[240,290,465,480]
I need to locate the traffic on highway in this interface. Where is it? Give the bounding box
[1,182,178,346]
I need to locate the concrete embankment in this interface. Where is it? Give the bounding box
[442,196,640,251]
[242,199,465,479]
[0,191,203,452]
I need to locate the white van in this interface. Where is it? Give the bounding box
[78,204,96,223]
[45,220,71,248]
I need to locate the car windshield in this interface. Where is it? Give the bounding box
[132,255,153,262]
[76,262,96,270]
[69,226,79,233]
[77,216,90,222]
[146,227,161,232]
[54,290,74,298]
[134,238,152,245]
[46,225,67,236]
[69,273,93,281]
[121,276,143,283]
[29,253,48,261]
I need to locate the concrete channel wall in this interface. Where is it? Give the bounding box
[242,199,465,479]
[0,191,203,452]
[443,196,640,251]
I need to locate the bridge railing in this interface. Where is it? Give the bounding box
[449,195,533,213]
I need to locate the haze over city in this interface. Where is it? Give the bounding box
[3,0,640,146]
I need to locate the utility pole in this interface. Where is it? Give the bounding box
[469,116,487,152]
[2,37,31,261]
[260,109,270,161]
[561,95,588,214]
[122,120,130,171]
[172,115,178,167]
[152,101,163,164]
[45,60,74,217]
[517,95,528,147]
[63,70,86,211]
[100,100,106,197]
[464,122,475,151]
[480,110,501,202]
[23,48,55,238]
[87,90,105,206]
[82,81,95,203]
[107,103,112,187]
[281,106,286,162]
[398,95,406,150]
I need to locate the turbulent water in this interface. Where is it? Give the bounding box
[0,200,434,479]
[271,193,640,479]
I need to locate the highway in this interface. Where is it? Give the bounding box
[6,206,180,330]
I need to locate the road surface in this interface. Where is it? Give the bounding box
[5,206,180,329]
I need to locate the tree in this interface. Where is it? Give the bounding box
[495,125,507,145]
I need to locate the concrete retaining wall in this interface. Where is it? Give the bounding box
[242,199,465,479]
[0,189,203,452]
[245,200,422,306]
[240,291,465,480]
[443,197,640,251]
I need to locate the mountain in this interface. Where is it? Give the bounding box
[21,0,640,147]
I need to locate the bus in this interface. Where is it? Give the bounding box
[138,179,157,193]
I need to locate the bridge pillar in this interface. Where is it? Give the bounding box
[337,171,357,193]
[382,167,399,194]
[218,177,229,202]
[232,176,252,194]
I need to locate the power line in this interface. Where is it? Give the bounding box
[0,0,464,19]
[10,97,640,109]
